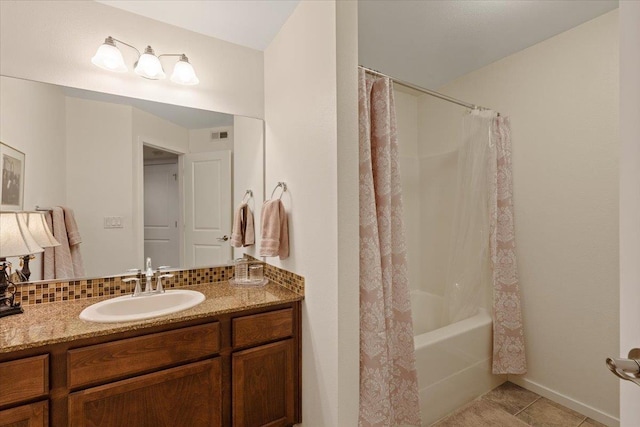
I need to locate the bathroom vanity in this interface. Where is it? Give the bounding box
[0,281,302,427]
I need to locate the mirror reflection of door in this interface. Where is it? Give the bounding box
[183,150,232,267]
[143,146,180,268]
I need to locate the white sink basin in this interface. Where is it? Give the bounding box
[79,290,205,323]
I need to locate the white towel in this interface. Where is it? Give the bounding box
[259,199,289,259]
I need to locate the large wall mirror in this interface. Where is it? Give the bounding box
[0,75,264,282]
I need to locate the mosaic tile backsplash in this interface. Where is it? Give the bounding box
[14,262,304,306]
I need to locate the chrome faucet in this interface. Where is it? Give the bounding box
[124,259,171,297]
[144,257,154,293]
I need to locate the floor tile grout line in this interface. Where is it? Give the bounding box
[514,396,542,417]
[576,416,588,426]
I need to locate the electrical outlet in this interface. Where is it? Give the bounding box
[104,216,123,229]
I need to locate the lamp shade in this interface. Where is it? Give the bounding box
[21,212,60,248]
[135,46,166,80]
[91,37,127,72]
[170,55,199,85]
[0,212,44,258]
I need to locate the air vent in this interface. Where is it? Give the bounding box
[211,131,229,140]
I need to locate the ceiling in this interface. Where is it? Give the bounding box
[95,0,618,94]
[358,0,618,89]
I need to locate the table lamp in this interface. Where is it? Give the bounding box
[0,211,44,317]
[18,212,60,281]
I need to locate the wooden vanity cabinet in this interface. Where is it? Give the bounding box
[68,358,222,427]
[0,300,301,427]
[0,400,48,427]
[231,308,298,427]
[0,355,49,427]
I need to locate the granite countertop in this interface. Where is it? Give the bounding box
[0,281,302,354]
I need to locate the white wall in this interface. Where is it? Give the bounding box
[189,127,234,153]
[0,0,264,119]
[395,88,421,291]
[65,97,135,277]
[415,11,619,424]
[233,117,264,259]
[619,1,640,424]
[0,76,67,280]
[264,0,359,424]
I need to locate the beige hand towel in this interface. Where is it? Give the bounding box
[244,207,255,247]
[44,207,85,279]
[230,203,247,248]
[47,207,74,279]
[259,199,289,259]
[63,207,85,277]
[230,203,256,248]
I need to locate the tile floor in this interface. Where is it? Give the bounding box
[432,382,608,427]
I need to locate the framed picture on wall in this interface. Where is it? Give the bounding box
[0,142,25,211]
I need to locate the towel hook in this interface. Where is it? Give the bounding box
[241,189,253,203]
[270,182,287,200]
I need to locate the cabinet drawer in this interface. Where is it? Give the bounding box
[68,322,219,389]
[0,400,48,427]
[0,355,48,406]
[232,308,293,348]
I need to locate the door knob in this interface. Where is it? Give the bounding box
[216,235,229,242]
[607,348,640,387]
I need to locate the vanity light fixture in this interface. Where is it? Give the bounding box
[92,36,199,85]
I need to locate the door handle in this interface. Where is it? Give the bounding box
[216,235,229,242]
[607,348,640,387]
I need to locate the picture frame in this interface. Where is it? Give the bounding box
[0,142,25,211]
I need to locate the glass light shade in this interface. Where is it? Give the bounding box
[91,40,127,72]
[170,56,199,85]
[21,212,60,248]
[135,47,166,80]
[0,212,44,257]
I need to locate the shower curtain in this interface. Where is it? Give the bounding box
[358,68,421,426]
[443,110,526,375]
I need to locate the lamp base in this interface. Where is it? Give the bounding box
[0,304,23,318]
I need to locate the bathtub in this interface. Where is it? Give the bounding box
[410,290,506,426]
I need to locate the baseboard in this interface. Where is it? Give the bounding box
[508,377,620,427]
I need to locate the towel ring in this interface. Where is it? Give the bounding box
[242,189,253,203]
[270,182,287,200]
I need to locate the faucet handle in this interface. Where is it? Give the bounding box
[123,277,142,296]
[156,274,174,293]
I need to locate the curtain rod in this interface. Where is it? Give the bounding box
[359,65,496,113]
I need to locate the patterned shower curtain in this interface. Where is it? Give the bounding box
[358,68,421,426]
[490,116,527,374]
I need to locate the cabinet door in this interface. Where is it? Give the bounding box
[232,339,294,427]
[0,400,48,427]
[69,358,221,427]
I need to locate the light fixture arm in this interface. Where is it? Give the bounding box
[106,36,141,58]
[158,53,189,61]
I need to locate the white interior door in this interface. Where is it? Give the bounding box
[620,2,640,424]
[184,151,232,267]
[144,162,180,268]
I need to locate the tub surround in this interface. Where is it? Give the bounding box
[411,290,505,426]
